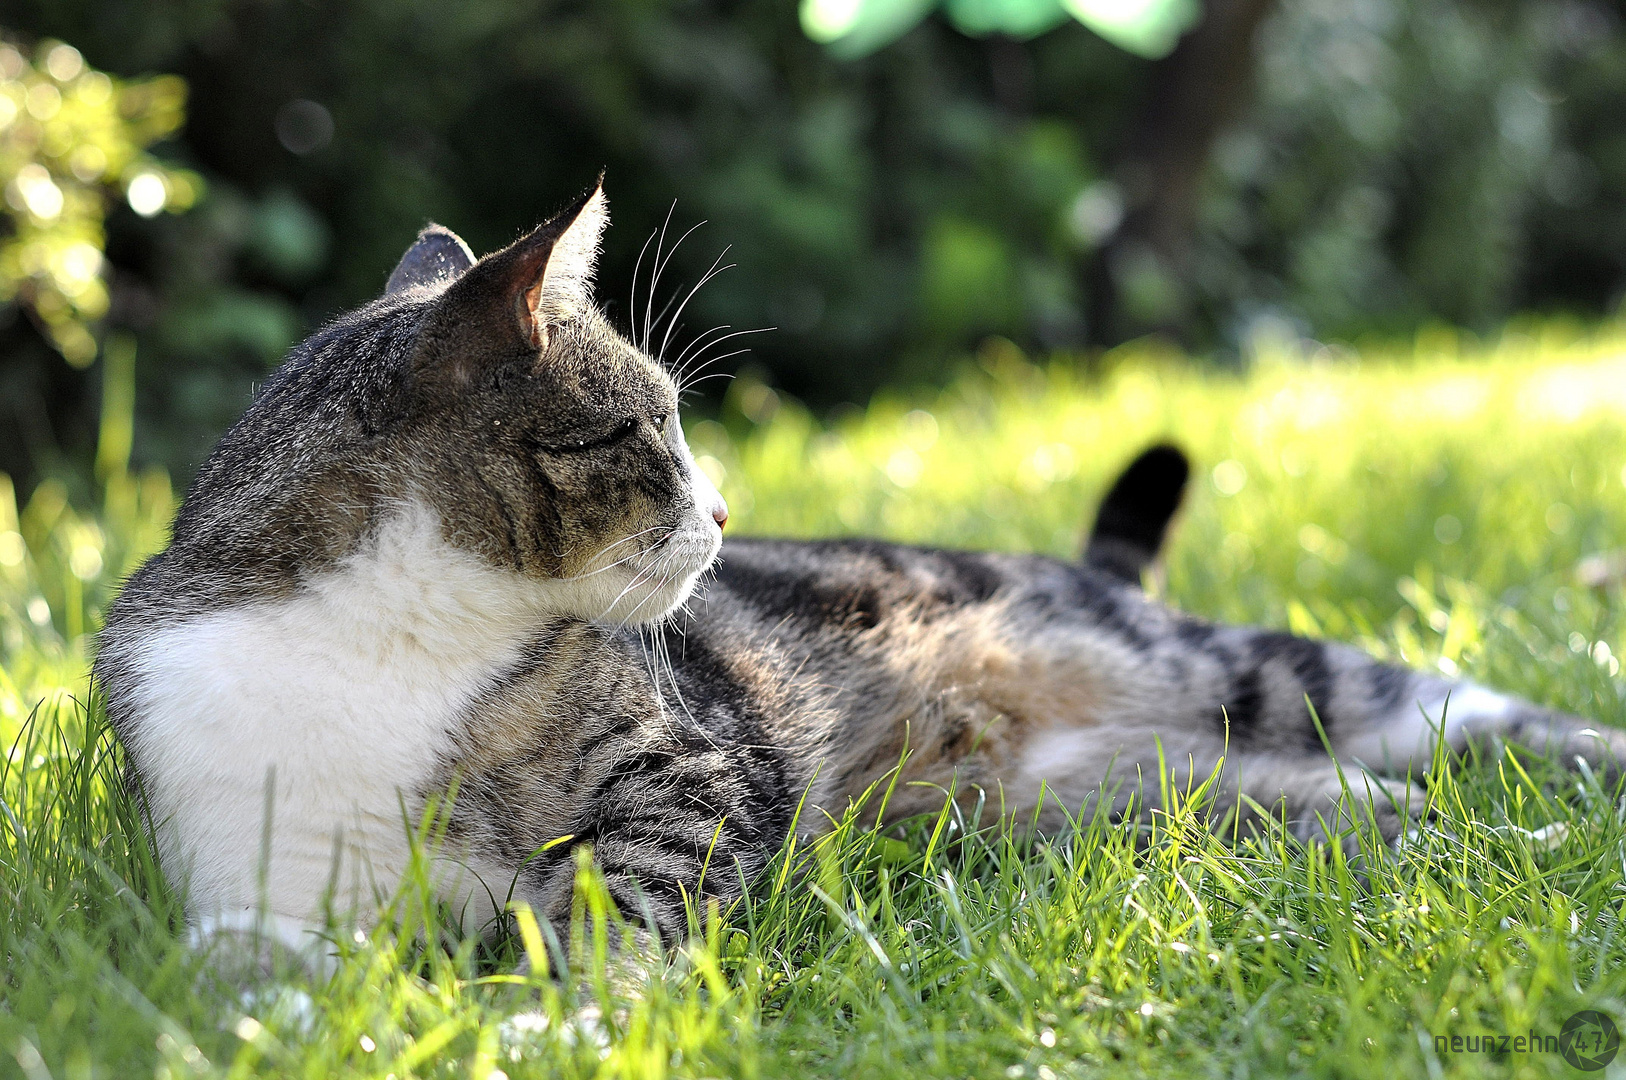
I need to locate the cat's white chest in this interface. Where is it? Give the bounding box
[126,504,554,933]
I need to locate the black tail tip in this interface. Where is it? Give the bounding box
[1083,443,1191,584]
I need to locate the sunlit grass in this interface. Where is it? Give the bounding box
[6,319,1626,1077]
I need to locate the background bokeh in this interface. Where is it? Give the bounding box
[2,0,1625,494]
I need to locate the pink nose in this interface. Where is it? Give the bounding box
[712,504,729,530]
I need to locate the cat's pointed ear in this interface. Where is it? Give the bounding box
[386,224,476,294]
[420,180,608,381]
[515,179,608,351]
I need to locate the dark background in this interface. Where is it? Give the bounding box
[4,0,1626,493]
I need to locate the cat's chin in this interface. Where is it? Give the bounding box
[604,566,709,626]
[549,528,720,627]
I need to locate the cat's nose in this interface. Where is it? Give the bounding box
[712,502,729,530]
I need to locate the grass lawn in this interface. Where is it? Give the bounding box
[7,321,1626,1078]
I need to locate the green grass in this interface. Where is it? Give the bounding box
[8,320,1626,1078]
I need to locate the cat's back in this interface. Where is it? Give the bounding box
[113,296,423,613]
[703,535,1136,634]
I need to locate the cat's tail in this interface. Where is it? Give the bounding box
[1083,443,1190,584]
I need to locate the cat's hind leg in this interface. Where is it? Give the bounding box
[1006,719,1427,845]
[1330,671,1626,781]
[1134,613,1626,788]
[1008,609,1621,844]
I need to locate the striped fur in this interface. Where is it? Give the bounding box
[438,538,1626,946]
[97,185,1626,962]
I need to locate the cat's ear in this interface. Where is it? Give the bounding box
[421,180,608,378]
[506,180,608,351]
[523,181,608,347]
[386,224,476,294]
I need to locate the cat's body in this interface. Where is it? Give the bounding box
[97,184,1626,961]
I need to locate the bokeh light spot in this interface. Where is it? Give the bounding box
[126,172,167,217]
[1212,459,1247,496]
[275,99,334,155]
[802,0,865,41]
[44,44,84,82]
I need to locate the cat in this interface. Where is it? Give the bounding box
[95,181,1626,966]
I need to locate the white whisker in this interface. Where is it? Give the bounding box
[657,247,735,365]
[678,368,745,402]
[556,528,673,582]
[672,325,773,387]
[628,224,660,348]
[641,202,677,352]
[601,561,660,623]
[646,219,707,353]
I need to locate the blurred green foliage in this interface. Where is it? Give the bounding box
[0,0,1624,496]
[1193,0,1626,339]
[0,39,196,365]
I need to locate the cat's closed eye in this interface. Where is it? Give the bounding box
[531,418,638,454]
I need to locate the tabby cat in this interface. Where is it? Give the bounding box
[96,182,1626,964]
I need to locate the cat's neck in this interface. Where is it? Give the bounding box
[304,499,559,659]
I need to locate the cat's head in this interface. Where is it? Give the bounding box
[385,181,727,625]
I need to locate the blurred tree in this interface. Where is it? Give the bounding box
[1190,0,1626,342]
[797,0,1263,355]
[0,38,196,482]
[1088,0,1277,341]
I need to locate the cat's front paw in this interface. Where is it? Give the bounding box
[191,910,338,986]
